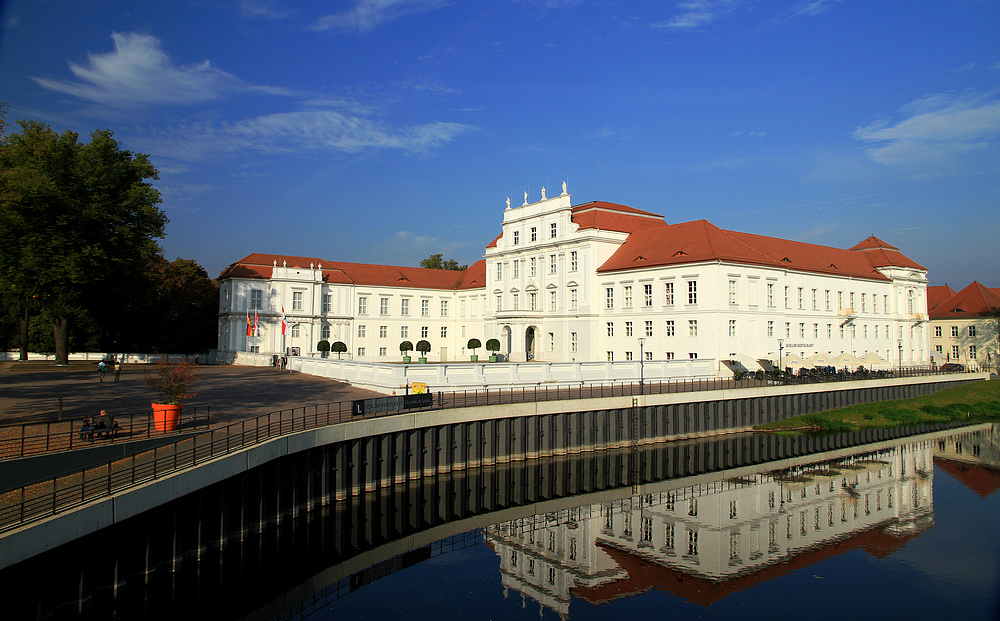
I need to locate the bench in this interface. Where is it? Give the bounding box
[79,423,120,441]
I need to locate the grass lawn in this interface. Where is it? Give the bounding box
[755,378,1000,433]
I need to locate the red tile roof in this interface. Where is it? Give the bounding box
[928,281,1000,319]
[849,236,927,271]
[571,201,667,234]
[927,285,957,313]
[596,220,920,281]
[221,253,486,291]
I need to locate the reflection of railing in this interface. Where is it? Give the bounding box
[0,366,981,535]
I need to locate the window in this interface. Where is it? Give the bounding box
[908,290,914,313]
[689,352,698,359]
[861,293,867,313]
[935,326,942,337]
[401,298,410,316]
[665,282,675,305]
[379,347,386,356]
[797,287,804,310]
[421,299,429,317]
[875,325,879,338]
[513,293,519,310]
[550,222,557,238]
[729,280,737,305]
[530,226,537,242]
[570,289,578,310]
[440,300,448,316]
[606,287,614,309]
[460,299,466,316]
[530,257,536,276]
[827,324,832,338]
[571,332,578,352]
[645,351,653,361]
[607,322,614,337]
[665,352,675,360]
[322,294,332,313]
[441,326,447,338]
[293,291,304,311]
[607,351,614,361]
[290,325,299,338]
[321,325,331,339]
[549,290,557,311]
[358,297,367,315]
[785,322,791,338]
[767,283,774,307]
[624,285,632,308]
[644,284,652,306]
[936,345,943,353]
[529,292,536,310]
[358,324,366,338]
[825,290,830,311]
[495,294,502,310]
[379,297,388,315]
[767,320,774,337]
[689,320,698,337]
[812,289,817,310]
[785,286,790,309]
[379,325,387,338]
[688,281,697,304]
[970,345,977,359]
[952,326,959,337]
[496,263,503,280]
[513,230,519,245]
[549,254,557,274]
[357,347,365,357]
[250,289,264,310]
[666,320,675,336]
[625,321,633,337]
[969,326,977,337]
[549,332,554,351]
[626,352,633,361]
[645,320,653,337]
[850,292,856,311]
[512,260,519,278]
[729,320,737,337]
[400,326,408,338]
[952,345,960,359]
[421,326,429,338]
[814,323,819,338]
[571,251,578,271]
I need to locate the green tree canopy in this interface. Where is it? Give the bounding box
[0,121,167,363]
[419,253,467,271]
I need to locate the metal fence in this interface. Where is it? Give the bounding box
[0,407,212,461]
[0,365,978,534]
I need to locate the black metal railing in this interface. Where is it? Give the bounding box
[0,365,979,534]
[0,407,211,461]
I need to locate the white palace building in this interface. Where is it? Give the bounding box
[217,185,930,378]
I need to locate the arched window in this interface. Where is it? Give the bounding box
[908,290,914,314]
[321,325,331,339]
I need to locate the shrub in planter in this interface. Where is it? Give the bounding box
[143,360,199,431]
[486,338,501,362]
[400,340,413,362]
[332,341,347,359]
[416,339,431,362]
[467,338,481,361]
[317,340,331,358]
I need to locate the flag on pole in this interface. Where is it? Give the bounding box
[281,306,287,335]
[246,310,252,336]
[254,310,260,337]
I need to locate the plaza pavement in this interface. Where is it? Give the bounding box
[0,361,383,427]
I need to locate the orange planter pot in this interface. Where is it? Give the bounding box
[151,403,182,432]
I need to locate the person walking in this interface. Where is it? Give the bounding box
[114,361,122,382]
[98,360,106,382]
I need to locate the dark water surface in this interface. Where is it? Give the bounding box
[4,425,999,620]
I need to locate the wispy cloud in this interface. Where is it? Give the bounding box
[853,91,1000,173]
[790,0,842,18]
[146,108,473,161]
[311,0,452,33]
[650,0,741,31]
[238,0,292,20]
[32,32,295,108]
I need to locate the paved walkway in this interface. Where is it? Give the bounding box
[0,361,382,427]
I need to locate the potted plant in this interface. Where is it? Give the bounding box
[400,340,413,363]
[332,341,347,359]
[486,338,501,362]
[416,339,431,363]
[467,338,482,362]
[317,340,330,358]
[142,359,198,432]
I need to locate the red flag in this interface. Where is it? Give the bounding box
[281,306,287,335]
[246,310,252,336]
[254,310,260,337]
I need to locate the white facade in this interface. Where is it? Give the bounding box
[218,187,931,373]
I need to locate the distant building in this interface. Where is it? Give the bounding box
[217,187,931,371]
[928,281,1000,369]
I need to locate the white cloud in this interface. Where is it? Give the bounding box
[239,0,292,19]
[311,0,452,33]
[147,109,473,161]
[32,32,292,108]
[791,0,842,18]
[853,92,1000,171]
[651,0,741,31]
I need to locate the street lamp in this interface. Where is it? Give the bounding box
[638,337,646,394]
[898,339,903,375]
[777,338,784,374]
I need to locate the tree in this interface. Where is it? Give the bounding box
[317,340,330,357]
[419,253,467,271]
[399,340,413,359]
[332,341,347,359]
[416,339,431,357]
[486,338,501,360]
[467,338,481,354]
[0,121,166,364]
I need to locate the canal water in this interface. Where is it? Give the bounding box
[3,424,998,620]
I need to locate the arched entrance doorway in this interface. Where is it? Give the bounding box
[525,326,536,361]
[501,326,512,360]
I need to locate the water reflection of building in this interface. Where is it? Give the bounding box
[933,423,1000,498]
[485,438,938,616]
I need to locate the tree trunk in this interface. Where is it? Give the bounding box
[53,316,70,365]
[19,304,30,361]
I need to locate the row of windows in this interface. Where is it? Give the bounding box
[497,251,579,280]
[350,325,449,339]
[497,289,578,312]
[510,223,559,246]
[358,297,453,317]
[935,344,977,359]
[935,325,978,338]
[604,281,695,310]
[598,319,902,340]
[775,286,894,314]
[606,351,694,361]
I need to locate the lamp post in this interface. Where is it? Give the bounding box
[638,337,646,394]
[898,339,903,375]
[777,338,784,375]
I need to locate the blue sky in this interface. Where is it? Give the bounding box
[1,0,998,287]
